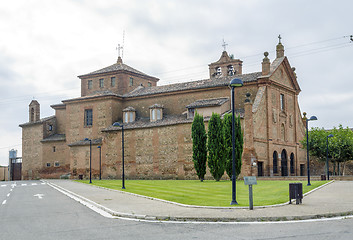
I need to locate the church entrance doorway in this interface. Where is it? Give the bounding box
[257,162,263,176]
[281,149,288,176]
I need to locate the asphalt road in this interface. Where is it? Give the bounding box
[0,180,352,240]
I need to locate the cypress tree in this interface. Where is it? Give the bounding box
[235,115,243,177]
[191,112,207,181]
[207,112,225,181]
[224,113,243,179]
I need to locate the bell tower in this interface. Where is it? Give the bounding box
[29,100,40,123]
[208,41,243,78]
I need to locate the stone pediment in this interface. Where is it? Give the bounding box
[269,57,301,93]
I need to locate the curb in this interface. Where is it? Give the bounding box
[44,180,353,223]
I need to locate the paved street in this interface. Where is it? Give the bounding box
[0,180,353,240]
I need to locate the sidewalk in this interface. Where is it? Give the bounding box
[45,180,353,222]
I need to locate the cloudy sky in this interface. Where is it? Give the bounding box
[0,0,352,166]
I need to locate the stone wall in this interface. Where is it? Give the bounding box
[65,97,123,145]
[81,72,157,97]
[0,166,8,181]
[22,124,43,180]
[41,141,70,178]
[102,123,196,179]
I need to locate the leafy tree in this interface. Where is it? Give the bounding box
[207,113,225,181]
[224,113,243,179]
[301,127,328,161]
[301,125,353,175]
[330,125,353,175]
[191,112,207,181]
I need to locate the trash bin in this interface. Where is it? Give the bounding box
[321,174,326,180]
[78,174,83,180]
[289,183,303,204]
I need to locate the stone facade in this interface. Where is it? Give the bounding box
[0,166,8,181]
[20,41,307,180]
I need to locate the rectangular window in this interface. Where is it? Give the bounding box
[280,94,285,111]
[129,77,133,86]
[152,109,156,121]
[147,82,152,87]
[53,146,56,152]
[111,77,116,87]
[46,163,51,167]
[85,109,93,126]
[156,109,161,120]
[188,108,195,119]
[129,112,133,122]
[55,162,60,167]
[124,112,128,123]
[99,78,104,88]
[88,80,93,89]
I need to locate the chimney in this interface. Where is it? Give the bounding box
[262,52,271,76]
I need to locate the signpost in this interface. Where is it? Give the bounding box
[244,176,257,210]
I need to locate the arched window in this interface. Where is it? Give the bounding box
[281,149,288,176]
[216,67,222,75]
[290,153,295,174]
[273,151,278,174]
[227,65,234,76]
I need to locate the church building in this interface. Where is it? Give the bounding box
[20,40,307,180]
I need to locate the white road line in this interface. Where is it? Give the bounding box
[2,200,6,205]
[21,184,27,186]
[41,183,46,185]
[32,183,38,186]
[1,185,6,187]
[10,189,13,192]
[7,193,10,197]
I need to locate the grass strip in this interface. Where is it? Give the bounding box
[77,179,328,207]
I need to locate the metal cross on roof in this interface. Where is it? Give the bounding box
[222,39,228,51]
[278,34,282,44]
[116,44,123,57]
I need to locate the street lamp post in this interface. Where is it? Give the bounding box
[113,122,125,189]
[97,146,102,180]
[229,78,243,205]
[306,116,317,186]
[84,138,92,184]
[326,134,334,180]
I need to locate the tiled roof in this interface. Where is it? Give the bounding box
[68,138,102,147]
[124,72,261,98]
[61,72,261,103]
[78,60,158,80]
[186,97,229,109]
[62,90,121,103]
[19,116,55,127]
[103,108,245,132]
[103,115,193,131]
[41,134,66,142]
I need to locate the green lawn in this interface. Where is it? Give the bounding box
[77,179,328,207]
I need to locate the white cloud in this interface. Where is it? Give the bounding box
[0,0,352,165]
